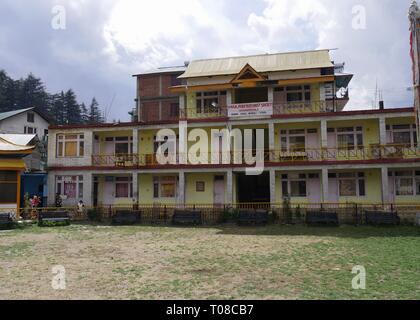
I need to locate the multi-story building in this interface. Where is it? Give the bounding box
[47,49,420,208]
[409,1,420,144]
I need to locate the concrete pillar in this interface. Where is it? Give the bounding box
[82,172,93,207]
[269,169,276,207]
[321,120,328,149]
[321,168,329,203]
[226,89,233,105]
[179,94,186,118]
[132,172,138,202]
[226,170,233,205]
[379,117,387,145]
[132,128,138,155]
[177,171,185,207]
[84,131,94,166]
[268,87,274,103]
[381,167,389,204]
[179,121,188,164]
[47,172,56,206]
[268,122,275,161]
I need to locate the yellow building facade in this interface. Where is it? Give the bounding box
[47,50,420,209]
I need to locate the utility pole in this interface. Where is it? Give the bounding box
[409,1,420,147]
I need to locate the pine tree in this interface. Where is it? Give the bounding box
[17,73,48,110]
[0,70,19,112]
[80,102,89,124]
[0,69,96,125]
[88,97,104,124]
[48,92,66,125]
[64,90,82,124]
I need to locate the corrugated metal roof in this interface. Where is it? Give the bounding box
[0,137,35,152]
[0,107,34,122]
[0,134,36,146]
[133,66,187,77]
[179,50,334,78]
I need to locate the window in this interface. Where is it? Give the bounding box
[56,176,83,199]
[335,127,363,150]
[27,112,35,123]
[281,173,307,197]
[153,176,177,198]
[56,134,84,157]
[115,177,133,198]
[286,85,311,102]
[337,172,365,196]
[24,126,37,134]
[391,171,420,196]
[0,171,18,203]
[196,91,226,113]
[114,136,133,155]
[387,124,417,146]
[280,129,316,152]
[196,181,205,192]
[170,103,179,117]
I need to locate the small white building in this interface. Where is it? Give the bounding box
[0,108,50,171]
[0,107,50,140]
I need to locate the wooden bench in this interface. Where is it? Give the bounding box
[237,209,269,226]
[306,210,339,226]
[111,210,141,225]
[365,210,400,226]
[38,211,70,227]
[0,213,14,229]
[172,210,202,226]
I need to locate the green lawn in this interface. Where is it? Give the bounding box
[0,223,419,300]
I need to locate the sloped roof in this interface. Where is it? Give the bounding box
[133,66,187,77]
[0,134,36,146]
[179,49,334,79]
[0,107,50,123]
[0,136,35,153]
[0,107,34,121]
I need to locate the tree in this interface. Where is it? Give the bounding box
[64,89,82,124]
[0,70,19,112]
[17,73,48,109]
[88,97,104,124]
[0,69,94,125]
[80,102,89,124]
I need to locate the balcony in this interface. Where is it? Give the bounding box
[141,100,340,123]
[89,144,420,168]
[91,154,139,167]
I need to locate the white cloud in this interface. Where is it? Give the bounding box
[0,0,414,121]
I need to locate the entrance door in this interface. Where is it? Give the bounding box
[307,177,321,203]
[214,176,225,206]
[104,177,114,205]
[307,132,320,160]
[93,179,99,207]
[328,178,339,203]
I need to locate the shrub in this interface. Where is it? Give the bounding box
[87,208,101,222]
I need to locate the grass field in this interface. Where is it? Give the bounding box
[0,223,419,300]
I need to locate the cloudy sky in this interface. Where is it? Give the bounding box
[0,0,415,121]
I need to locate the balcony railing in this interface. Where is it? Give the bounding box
[140,100,340,123]
[273,100,336,114]
[89,144,420,168]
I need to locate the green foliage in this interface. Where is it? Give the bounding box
[38,220,70,227]
[295,205,302,219]
[221,208,239,223]
[87,208,102,222]
[282,196,293,224]
[0,69,105,125]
